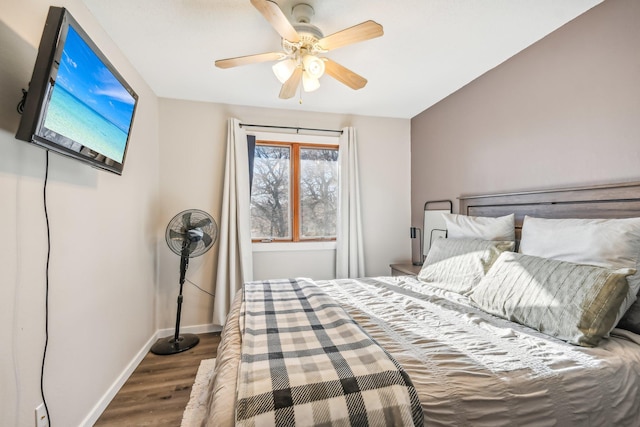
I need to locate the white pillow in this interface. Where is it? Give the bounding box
[418,238,514,294]
[519,216,640,329]
[443,213,515,241]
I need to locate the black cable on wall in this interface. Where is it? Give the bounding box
[41,150,51,426]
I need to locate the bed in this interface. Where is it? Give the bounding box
[202,181,640,426]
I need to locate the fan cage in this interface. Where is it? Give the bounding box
[165,209,218,258]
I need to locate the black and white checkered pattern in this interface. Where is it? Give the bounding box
[235,278,423,427]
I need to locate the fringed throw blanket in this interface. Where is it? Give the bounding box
[236,278,424,426]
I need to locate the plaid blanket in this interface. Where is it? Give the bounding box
[236,278,423,427]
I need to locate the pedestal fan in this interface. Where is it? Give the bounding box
[151,209,218,355]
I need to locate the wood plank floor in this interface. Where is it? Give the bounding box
[95,332,221,426]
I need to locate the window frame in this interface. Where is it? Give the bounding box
[251,139,339,243]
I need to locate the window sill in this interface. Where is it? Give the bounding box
[252,241,337,252]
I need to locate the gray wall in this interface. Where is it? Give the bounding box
[411,0,640,225]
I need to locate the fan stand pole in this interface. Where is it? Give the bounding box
[150,246,200,355]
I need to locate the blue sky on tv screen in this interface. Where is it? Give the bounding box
[56,25,135,134]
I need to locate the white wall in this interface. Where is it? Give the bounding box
[1,4,411,424]
[0,1,160,426]
[158,98,412,329]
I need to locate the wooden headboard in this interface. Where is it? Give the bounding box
[459,181,640,241]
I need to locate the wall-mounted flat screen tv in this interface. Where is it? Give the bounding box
[16,6,138,175]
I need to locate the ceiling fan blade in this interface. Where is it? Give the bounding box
[251,0,300,43]
[323,59,367,90]
[169,229,188,241]
[215,52,286,69]
[279,66,302,99]
[317,20,383,51]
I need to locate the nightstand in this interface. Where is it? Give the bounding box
[390,263,422,276]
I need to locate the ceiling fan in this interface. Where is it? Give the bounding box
[215,0,383,99]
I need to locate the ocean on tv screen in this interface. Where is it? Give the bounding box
[43,25,135,163]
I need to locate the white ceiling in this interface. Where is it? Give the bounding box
[82,0,602,119]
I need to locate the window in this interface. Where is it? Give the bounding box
[250,141,339,242]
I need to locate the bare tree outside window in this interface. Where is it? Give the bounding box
[250,145,291,239]
[250,142,338,241]
[300,147,338,238]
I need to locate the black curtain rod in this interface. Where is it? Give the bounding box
[239,123,343,135]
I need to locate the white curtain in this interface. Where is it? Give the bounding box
[336,127,365,278]
[213,118,253,325]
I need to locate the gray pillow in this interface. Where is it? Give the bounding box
[470,251,634,347]
[519,215,640,334]
[418,238,515,294]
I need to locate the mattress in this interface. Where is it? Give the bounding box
[203,275,640,426]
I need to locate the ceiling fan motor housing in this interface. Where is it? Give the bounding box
[294,23,323,43]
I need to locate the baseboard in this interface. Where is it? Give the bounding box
[79,323,222,426]
[79,331,157,427]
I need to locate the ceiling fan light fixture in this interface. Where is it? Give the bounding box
[302,71,320,92]
[273,58,297,84]
[302,54,325,79]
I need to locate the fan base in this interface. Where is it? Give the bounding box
[150,333,200,355]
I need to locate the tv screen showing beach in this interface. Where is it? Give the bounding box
[42,25,135,163]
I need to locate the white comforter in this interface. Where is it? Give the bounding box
[204,276,640,426]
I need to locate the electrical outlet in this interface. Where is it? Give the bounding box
[35,403,48,427]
